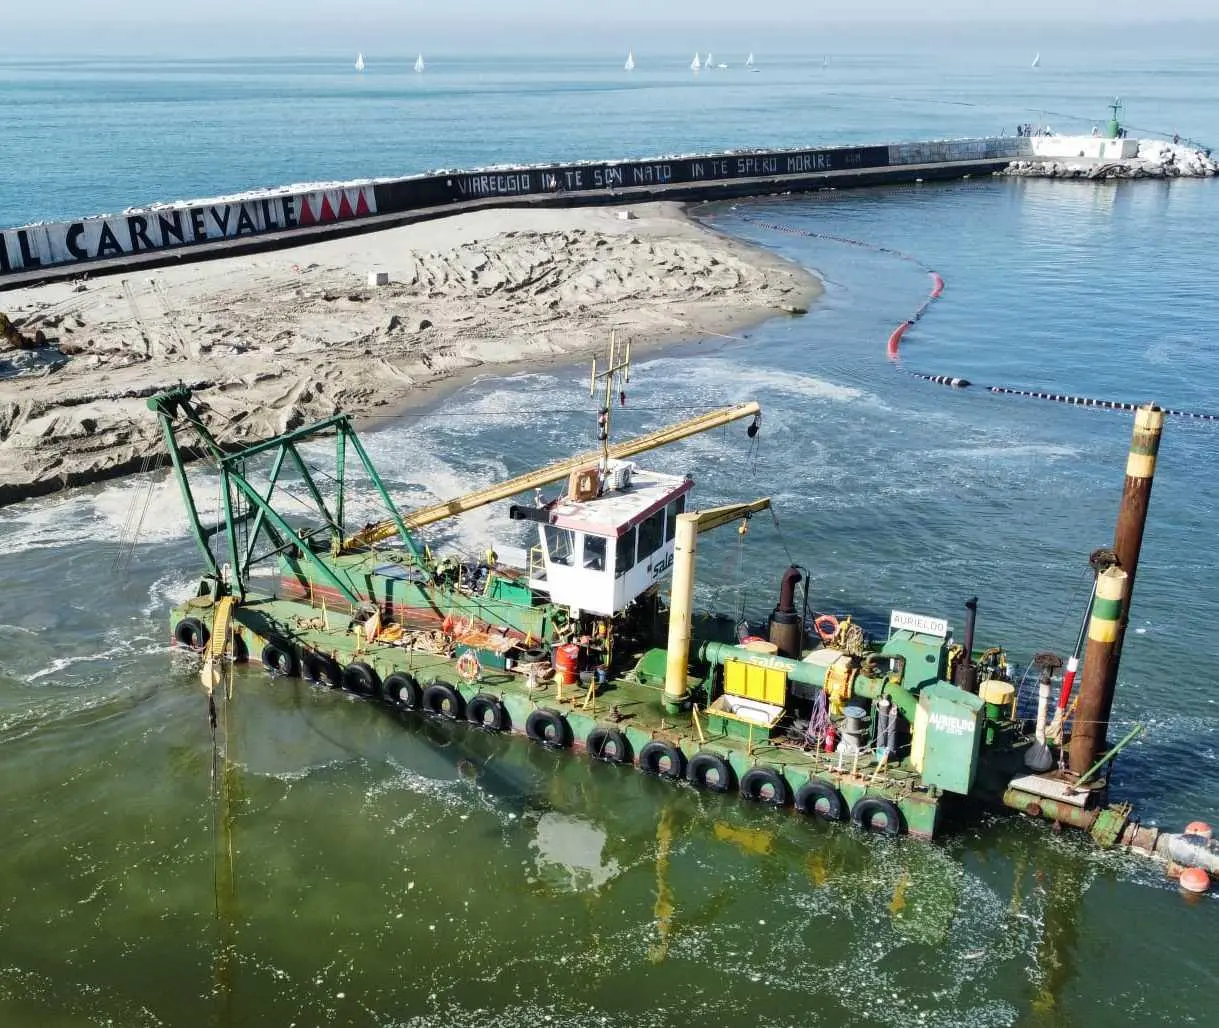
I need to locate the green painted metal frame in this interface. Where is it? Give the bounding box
[147,387,425,608]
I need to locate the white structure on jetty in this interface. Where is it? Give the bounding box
[1005,101,1217,180]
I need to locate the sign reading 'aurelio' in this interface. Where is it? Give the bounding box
[0,185,377,274]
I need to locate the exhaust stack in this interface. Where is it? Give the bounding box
[768,565,804,659]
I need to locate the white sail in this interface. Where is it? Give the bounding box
[624,50,635,71]
[414,53,425,73]
[706,52,713,68]
[355,52,365,72]
[1032,52,1040,68]
[691,52,701,71]
[745,52,754,66]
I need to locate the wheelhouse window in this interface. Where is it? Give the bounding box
[583,534,607,572]
[665,495,686,542]
[615,527,636,578]
[543,525,575,567]
[637,509,664,559]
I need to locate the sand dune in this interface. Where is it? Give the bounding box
[0,202,818,506]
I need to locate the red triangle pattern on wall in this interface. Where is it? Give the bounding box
[294,187,375,227]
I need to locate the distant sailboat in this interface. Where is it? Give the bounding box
[745,52,754,67]
[355,52,365,72]
[625,50,635,71]
[414,53,425,73]
[706,52,713,69]
[1032,52,1040,68]
[691,52,701,72]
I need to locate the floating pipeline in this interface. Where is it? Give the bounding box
[741,217,1219,423]
[0,136,1023,287]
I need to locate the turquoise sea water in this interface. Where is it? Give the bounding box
[2,36,1219,1027]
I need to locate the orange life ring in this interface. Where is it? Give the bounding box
[456,651,481,683]
[813,614,840,644]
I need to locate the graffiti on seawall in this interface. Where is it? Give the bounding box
[0,185,377,273]
[444,145,891,199]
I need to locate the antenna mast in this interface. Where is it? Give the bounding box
[589,330,631,472]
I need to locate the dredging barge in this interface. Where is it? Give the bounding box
[156,350,1219,879]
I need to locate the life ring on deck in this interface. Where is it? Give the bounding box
[687,752,735,793]
[261,641,298,678]
[467,693,509,732]
[422,682,465,720]
[638,740,686,780]
[813,614,840,644]
[740,766,791,807]
[795,779,847,822]
[586,725,631,764]
[382,672,422,710]
[851,796,905,837]
[456,651,482,684]
[526,708,572,749]
[343,661,381,697]
[174,617,209,651]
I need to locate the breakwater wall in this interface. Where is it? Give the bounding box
[0,137,1025,288]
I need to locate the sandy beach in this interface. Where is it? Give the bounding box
[0,201,819,506]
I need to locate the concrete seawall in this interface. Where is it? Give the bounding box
[0,137,1022,290]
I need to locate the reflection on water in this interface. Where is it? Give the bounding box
[530,811,622,892]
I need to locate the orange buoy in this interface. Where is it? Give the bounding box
[930,273,945,298]
[1185,821,1214,839]
[887,321,909,359]
[1179,867,1210,894]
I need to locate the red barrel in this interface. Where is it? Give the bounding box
[553,643,580,686]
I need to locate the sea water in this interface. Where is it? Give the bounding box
[2,31,1219,1027]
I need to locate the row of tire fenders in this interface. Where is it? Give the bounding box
[173,615,905,837]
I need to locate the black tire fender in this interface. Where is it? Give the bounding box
[317,657,344,690]
[586,725,631,764]
[342,661,381,697]
[467,693,509,732]
[851,796,905,837]
[382,672,421,710]
[174,617,209,651]
[526,707,572,748]
[687,751,735,792]
[794,779,847,822]
[740,766,791,807]
[422,682,465,720]
[300,649,322,683]
[261,641,298,677]
[638,740,686,780]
